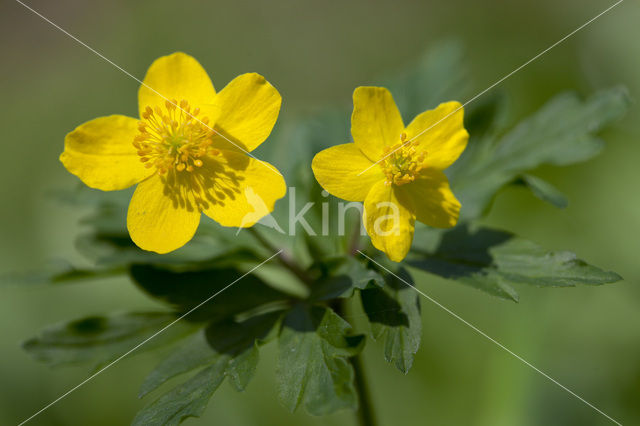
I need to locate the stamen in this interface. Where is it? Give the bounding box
[133,99,215,175]
[380,135,428,186]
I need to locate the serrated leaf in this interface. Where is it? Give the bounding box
[129,263,289,322]
[138,330,218,398]
[491,238,622,286]
[225,344,259,391]
[448,87,630,220]
[276,304,365,416]
[517,174,569,208]
[408,225,622,301]
[139,312,280,399]
[23,312,192,368]
[310,257,384,301]
[205,312,281,391]
[132,361,227,426]
[360,267,421,374]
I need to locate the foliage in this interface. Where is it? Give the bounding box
[13,40,629,424]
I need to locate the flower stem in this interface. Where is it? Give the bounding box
[248,227,314,288]
[350,352,377,426]
[340,298,377,426]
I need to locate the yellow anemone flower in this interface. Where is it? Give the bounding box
[312,87,468,262]
[61,52,286,254]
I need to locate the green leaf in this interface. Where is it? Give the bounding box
[49,184,132,208]
[309,256,384,301]
[23,312,192,367]
[204,312,281,391]
[139,312,281,398]
[277,304,365,416]
[129,262,290,323]
[448,87,630,220]
[387,39,470,118]
[136,313,281,425]
[0,260,124,287]
[516,174,569,209]
[132,361,227,426]
[76,231,235,268]
[69,187,259,268]
[360,267,421,374]
[408,225,622,301]
[138,330,217,398]
[225,344,259,392]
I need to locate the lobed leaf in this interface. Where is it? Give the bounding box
[276,304,365,416]
[447,87,630,220]
[129,262,290,323]
[139,312,281,397]
[136,312,282,424]
[309,256,384,301]
[132,361,228,426]
[516,174,569,209]
[408,225,622,301]
[0,260,124,287]
[360,267,421,374]
[23,312,192,368]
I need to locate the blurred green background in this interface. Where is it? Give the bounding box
[1,0,638,425]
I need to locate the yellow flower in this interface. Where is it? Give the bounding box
[61,52,286,254]
[312,87,468,262]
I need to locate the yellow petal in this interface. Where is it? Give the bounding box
[311,143,384,202]
[127,174,201,254]
[60,115,152,191]
[138,52,216,117]
[202,151,286,228]
[399,169,460,228]
[404,101,468,170]
[364,180,415,262]
[351,87,405,162]
[210,73,281,152]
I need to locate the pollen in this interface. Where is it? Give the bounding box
[134,99,217,174]
[380,133,427,186]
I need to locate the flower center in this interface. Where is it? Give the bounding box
[380,133,427,186]
[134,99,218,174]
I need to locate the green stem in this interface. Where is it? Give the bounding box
[248,227,314,288]
[350,353,377,426]
[340,298,377,426]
